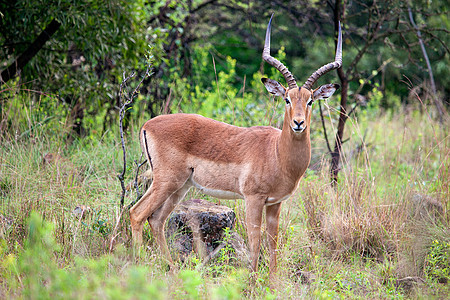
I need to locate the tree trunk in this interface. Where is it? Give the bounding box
[330,76,349,185]
[329,0,349,186]
[407,7,445,123]
[0,19,61,84]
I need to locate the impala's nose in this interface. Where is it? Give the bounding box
[292,119,306,132]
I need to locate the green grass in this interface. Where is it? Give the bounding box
[0,100,449,298]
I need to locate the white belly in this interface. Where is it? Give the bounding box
[266,193,293,206]
[189,178,243,200]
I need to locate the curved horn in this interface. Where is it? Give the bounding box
[262,14,298,90]
[302,21,342,90]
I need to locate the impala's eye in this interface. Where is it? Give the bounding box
[285,97,291,105]
[307,98,313,106]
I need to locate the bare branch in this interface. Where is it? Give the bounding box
[118,61,152,208]
[408,6,445,122]
[1,19,61,84]
[132,158,147,203]
[354,58,393,96]
[421,30,450,54]
[347,102,360,118]
[318,101,332,154]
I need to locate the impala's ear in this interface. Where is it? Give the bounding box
[261,78,286,97]
[313,83,340,100]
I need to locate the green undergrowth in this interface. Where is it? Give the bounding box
[0,103,449,298]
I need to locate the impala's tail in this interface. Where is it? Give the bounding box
[125,129,154,193]
[141,129,154,171]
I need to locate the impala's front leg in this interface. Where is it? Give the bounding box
[245,196,265,274]
[266,202,282,281]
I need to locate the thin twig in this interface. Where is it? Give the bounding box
[118,61,152,208]
[118,72,136,208]
[353,58,393,96]
[347,102,360,118]
[318,101,332,154]
[346,58,393,119]
[132,158,147,205]
[109,208,125,253]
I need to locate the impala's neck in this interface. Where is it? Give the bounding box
[277,114,311,179]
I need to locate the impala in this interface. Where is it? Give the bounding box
[130,15,342,279]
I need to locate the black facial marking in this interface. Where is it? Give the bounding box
[298,86,302,91]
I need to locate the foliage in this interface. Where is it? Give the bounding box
[0,212,167,298]
[169,45,285,127]
[425,239,450,284]
[209,227,238,276]
[0,0,152,139]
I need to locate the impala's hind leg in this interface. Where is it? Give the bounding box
[147,184,191,264]
[130,174,186,245]
[130,186,154,245]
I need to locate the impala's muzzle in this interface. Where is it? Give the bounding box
[292,119,306,133]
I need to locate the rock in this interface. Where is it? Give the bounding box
[203,231,250,267]
[166,199,237,260]
[0,214,13,237]
[42,152,63,165]
[410,193,443,222]
[395,276,425,292]
[73,205,91,220]
[295,270,316,284]
[225,231,250,264]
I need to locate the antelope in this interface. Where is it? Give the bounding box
[130,15,342,279]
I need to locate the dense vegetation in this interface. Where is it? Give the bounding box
[1,0,449,298]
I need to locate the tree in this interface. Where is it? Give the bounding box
[0,0,151,138]
[325,0,448,184]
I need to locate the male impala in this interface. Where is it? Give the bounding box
[130,15,342,279]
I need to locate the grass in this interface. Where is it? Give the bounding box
[0,99,449,298]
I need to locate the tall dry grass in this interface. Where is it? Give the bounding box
[271,105,449,295]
